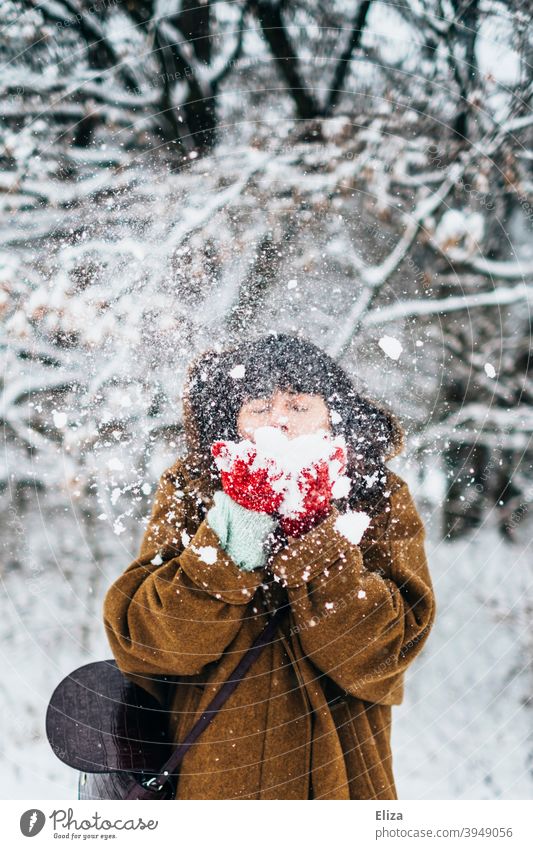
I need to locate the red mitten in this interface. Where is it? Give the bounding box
[279,444,347,538]
[211,440,285,514]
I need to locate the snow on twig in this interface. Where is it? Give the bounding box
[363,284,533,325]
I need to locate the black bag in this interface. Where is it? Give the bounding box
[46,607,285,800]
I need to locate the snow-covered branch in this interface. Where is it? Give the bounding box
[329,158,471,357]
[363,284,533,325]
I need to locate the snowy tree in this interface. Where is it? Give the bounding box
[1,0,532,534]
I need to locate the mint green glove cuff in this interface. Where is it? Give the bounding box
[207,491,278,572]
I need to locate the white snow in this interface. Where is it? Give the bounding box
[331,475,351,499]
[229,364,245,379]
[378,335,403,360]
[112,519,125,536]
[0,3,531,805]
[181,529,191,548]
[52,410,67,428]
[107,458,124,471]
[194,545,217,565]
[150,553,163,565]
[433,209,485,258]
[363,470,379,489]
[334,510,371,545]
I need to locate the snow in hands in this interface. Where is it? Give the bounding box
[211,426,370,542]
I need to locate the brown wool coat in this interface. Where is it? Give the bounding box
[103,438,436,800]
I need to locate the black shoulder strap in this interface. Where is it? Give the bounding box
[125,605,286,799]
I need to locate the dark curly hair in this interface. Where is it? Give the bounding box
[181,332,404,514]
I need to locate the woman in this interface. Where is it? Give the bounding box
[103,333,436,800]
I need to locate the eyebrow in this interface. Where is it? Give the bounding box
[247,393,307,401]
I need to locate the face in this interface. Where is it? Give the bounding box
[237,390,332,441]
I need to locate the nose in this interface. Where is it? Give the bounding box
[269,402,289,431]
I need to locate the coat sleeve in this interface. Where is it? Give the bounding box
[102,461,263,677]
[270,478,436,705]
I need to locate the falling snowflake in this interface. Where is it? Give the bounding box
[52,410,67,428]
[378,335,403,360]
[229,364,245,379]
[113,518,125,536]
[334,510,371,545]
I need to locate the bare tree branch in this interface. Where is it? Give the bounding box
[29,0,138,90]
[324,1,374,116]
[250,0,321,119]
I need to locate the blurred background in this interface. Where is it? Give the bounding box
[1,0,532,799]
